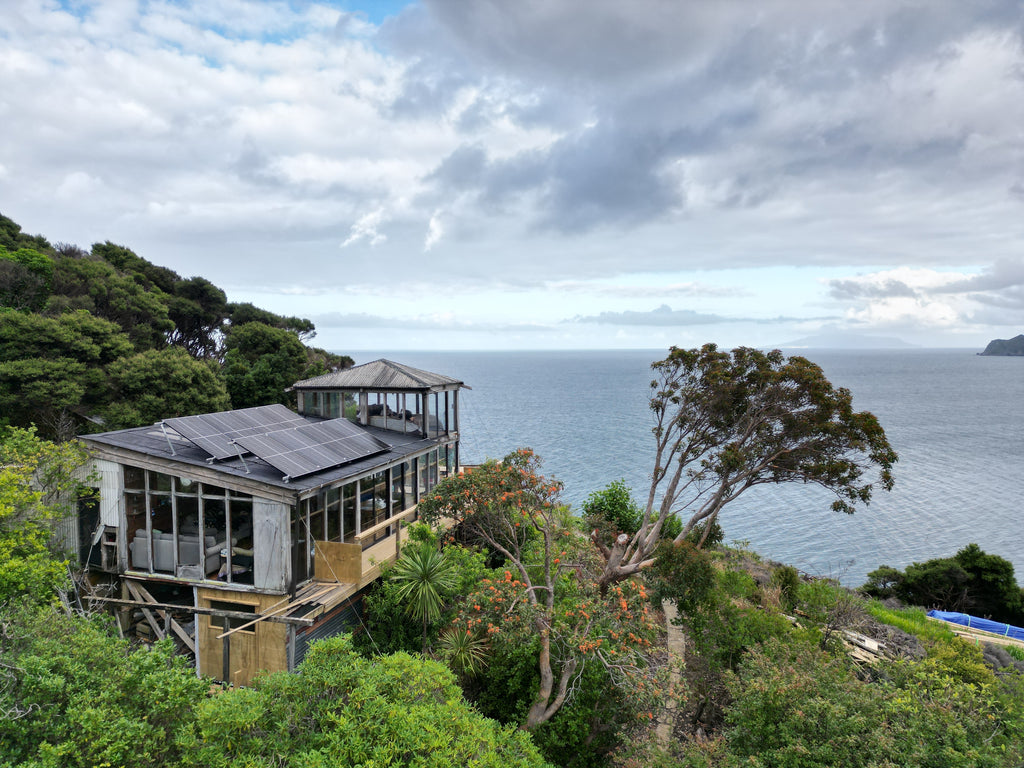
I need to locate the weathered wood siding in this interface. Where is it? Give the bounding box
[196,588,288,686]
[253,498,289,591]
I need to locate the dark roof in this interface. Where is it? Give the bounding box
[289,359,465,392]
[82,414,439,495]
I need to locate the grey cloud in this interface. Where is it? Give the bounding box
[569,304,830,326]
[965,288,1024,311]
[553,281,748,299]
[406,0,1024,237]
[309,311,550,333]
[570,304,731,326]
[828,279,919,300]
[934,259,1024,294]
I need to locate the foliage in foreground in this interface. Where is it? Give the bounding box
[0,426,89,605]
[179,634,551,768]
[0,604,207,768]
[418,451,665,733]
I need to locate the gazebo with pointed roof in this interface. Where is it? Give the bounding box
[289,359,466,455]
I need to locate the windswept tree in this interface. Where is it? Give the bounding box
[594,345,896,589]
[418,450,664,731]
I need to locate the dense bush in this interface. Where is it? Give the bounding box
[179,635,551,768]
[0,604,207,768]
[863,543,1024,624]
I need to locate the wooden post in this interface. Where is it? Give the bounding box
[354,479,361,536]
[144,472,154,573]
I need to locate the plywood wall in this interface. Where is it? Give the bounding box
[196,587,288,687]
[313,541,362,583]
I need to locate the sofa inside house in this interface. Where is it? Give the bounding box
[129,529,220,573]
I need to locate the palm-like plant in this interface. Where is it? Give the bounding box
[438,626,489,677]
[390,541,458,653]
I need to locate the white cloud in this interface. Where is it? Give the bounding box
[423,211,444,251]
[1,0,1022,349]
[340,208,388,247]
[56,171,104,199]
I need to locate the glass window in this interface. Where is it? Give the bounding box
[326,392,341,419]
[326,487,341,542]
[148,471,172,493]
[175,477,198,495]
[418,456,428,499]
[391,464,406,512]
[428,449,439,490]
[306,494,326,541]
[124,466,145,490]
[125,491,146,517]
[201,483,228,498]
[205,497,227,540]
[342,483,356,541]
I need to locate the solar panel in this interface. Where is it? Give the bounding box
[233,418,390,479]
[164,404,309,460]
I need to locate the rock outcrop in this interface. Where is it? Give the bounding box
[979,334,1024,356]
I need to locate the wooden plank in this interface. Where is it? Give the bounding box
[314,541,362,582]
[126,581,166,641]
[927,616,1024,649]
[128,581,196,653]
[87,596,315,626]
[352,506,417,543]
[215,594,294,640]
[214,584,337,640]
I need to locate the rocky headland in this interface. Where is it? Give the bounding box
[979,334,1024,356]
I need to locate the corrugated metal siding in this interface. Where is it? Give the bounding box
[291,359,463,392]
[291,596,364,669]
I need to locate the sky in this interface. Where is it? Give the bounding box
[2,0,1023,351]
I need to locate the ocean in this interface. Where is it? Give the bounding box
[358,349,1023,587]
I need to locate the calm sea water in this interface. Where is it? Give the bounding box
[359,349,1023,587]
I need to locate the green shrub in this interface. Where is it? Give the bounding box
[582,479,642,540]
[683,518,724,548]
[770,565,800,611]
[723,635,893,767]
[0,604,207,768]
[180,635,551,768]
[865,602,957,644]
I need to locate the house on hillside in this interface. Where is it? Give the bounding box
[77,359,466,685]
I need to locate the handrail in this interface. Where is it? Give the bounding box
[352,505,418,543]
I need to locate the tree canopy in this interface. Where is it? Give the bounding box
[863,543,1024,624]
[418,450,665,731]
[593,344,897,588]
[0,212,348,435]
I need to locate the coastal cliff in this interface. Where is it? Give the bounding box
[979,334,1024,356]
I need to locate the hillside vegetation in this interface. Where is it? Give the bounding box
[2,215,1022,766]
[0,212,350,440]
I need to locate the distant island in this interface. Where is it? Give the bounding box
[777,332,916,350]
[979,334,1024,356]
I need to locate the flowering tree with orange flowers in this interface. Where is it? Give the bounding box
[418,449,666,731]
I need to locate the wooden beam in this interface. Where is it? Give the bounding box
[125,581,165,641]
[87,596,315,626]
[127,581,197,653]
[352,505,417,544]
[215,583,338,639]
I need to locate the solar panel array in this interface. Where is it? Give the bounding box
[233,418,390,479]
[164,404,310,460]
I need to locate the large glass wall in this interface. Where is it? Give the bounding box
[125,468,253,584]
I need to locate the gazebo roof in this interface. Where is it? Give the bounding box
[289,359,466,393]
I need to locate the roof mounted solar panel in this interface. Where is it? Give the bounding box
[164,404,309,460]
[233,418,391,480]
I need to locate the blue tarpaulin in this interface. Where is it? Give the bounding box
[927,610,1024,642]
